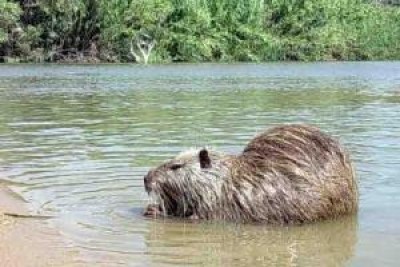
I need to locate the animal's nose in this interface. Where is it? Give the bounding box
[144,173,153,192]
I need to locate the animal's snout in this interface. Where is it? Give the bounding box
[144,172,153,193]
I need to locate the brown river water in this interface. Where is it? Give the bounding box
[0,62,399,266]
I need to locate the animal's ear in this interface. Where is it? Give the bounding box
[199,148,211,169]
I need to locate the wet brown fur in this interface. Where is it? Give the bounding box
[144,124,358,224]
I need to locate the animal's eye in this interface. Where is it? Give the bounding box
[170,163,184,170]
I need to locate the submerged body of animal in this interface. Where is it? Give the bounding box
[143,124,358,224]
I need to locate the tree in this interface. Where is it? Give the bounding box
[0,0,22,59]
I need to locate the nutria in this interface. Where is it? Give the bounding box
[143,124,358,224]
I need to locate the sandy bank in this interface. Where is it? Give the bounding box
[0,183,80,267]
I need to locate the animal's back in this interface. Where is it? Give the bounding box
[226,124,358,223]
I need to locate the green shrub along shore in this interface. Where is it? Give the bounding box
[1,0,399,63]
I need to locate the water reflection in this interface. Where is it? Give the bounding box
[145,216,357,267]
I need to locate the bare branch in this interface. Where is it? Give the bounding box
[130,38,142,63]
[130,34,156,64]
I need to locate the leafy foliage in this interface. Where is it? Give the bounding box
[0,0,399,62]
[0,0,22,58]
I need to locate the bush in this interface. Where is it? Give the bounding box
[0,0,399,62]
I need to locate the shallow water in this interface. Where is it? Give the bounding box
[0,62,399,266]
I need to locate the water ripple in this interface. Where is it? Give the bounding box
[0,63,400,266]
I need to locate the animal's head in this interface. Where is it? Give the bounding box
[144,148,228,217]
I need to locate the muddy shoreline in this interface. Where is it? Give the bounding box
[0,183,80,267]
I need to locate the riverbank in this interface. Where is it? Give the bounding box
[0,183,79,267]
[1,1,400,63]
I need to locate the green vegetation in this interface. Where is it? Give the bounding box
[0,0,399,63]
